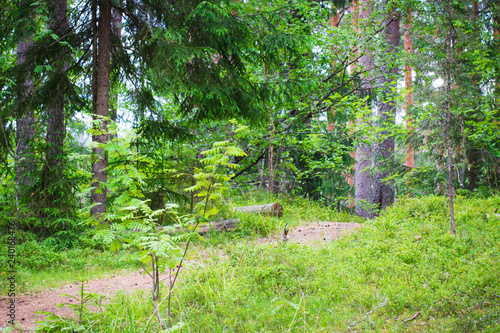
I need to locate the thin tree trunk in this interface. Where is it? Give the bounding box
[91,0,112,221]
[445,0,456,236]
[371,6,400,212]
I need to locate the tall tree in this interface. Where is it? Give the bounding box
[371,3,400,211]
[353,0,375,218]
[90,0,111,220]
[444,0,456,235]
[15,4,35,201]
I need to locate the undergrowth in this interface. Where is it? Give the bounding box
[169,195,500,332]
[0,230,140,294]
[15,195,500,331]
[199,190,360,245]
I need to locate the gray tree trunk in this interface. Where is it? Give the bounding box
[91,0,112,220]
[445,0,456,236]
[354,0,374,218]
[371,6,400,212]
[16,35,36,199]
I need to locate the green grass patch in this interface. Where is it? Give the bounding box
[168,195,500,332]
[198,190,363,244]
[0,232,141,295]
[36,195,500,332]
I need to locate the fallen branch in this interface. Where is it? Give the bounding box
[403,311,421,323]
[195,219,239,235]
[156,219,240,235]
[347,298,388,332]
[234,203,283,217]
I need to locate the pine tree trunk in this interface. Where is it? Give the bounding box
[371,7,400,212]
[91,0,112,220]
[353,0,374,218]
[445,0,456,236]
[46,0,68,177]
[16,34,35,199]
[355,144,372,217]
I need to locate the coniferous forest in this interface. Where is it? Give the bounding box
[1,0,500,331]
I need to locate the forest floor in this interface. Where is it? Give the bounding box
[0,221,361,332]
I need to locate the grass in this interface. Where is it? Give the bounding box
[199,190,362,245]
[9,193,500,332]
[166,195,500,332]
[0,234,141,295]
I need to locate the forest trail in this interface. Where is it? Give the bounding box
[0,221,362,331]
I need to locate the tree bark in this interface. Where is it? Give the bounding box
[91,0,112,221]
[16,33,36,199]
[445,0,456,236]
[371,6,400,212]
[234,203,283,217]
[468,146,478,191]
[353,0,374,218]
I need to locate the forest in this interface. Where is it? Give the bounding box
[1,0,500,331]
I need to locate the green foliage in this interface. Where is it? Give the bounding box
[186,139,246,218]
[163,196,500,332]
[51,195,498,332]
[36,280,105,333]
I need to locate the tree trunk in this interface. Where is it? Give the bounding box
[45,0,68,178]
[468,146,478,191]
[353,0,374,218]
[16,34,36,199]
[371,7,400,212]
[354,144,372,217]
[91,0,112,221]
[445,0,456,236]
[234,203,283,217]
[404,9,414,169]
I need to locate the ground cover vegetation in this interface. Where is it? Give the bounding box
[1,0,500,331]
[19,195,500,332]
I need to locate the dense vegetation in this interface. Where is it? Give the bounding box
[1,0,500,331]
[23,194,500,332]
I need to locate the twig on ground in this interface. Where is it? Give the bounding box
[403,311,421,323]
[347,298,388,332]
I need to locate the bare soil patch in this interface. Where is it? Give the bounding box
[0,271,164,331]
[0,221,361,331]
[257,221,362,245]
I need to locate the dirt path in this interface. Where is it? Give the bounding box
[0,271,164,331]
[0,221,361,331]
[257,221,362,245]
